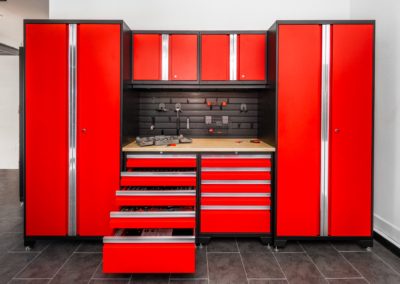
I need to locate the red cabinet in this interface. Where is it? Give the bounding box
[169,34,198,80]
[25,24,69,236]
[272,22,374,243]
[132,34,162,80]
[201,34,230,80]
[238,34,266,80]
[24,21,123,239]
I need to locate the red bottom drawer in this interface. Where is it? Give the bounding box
[103,242,195,273]
[200,206,270,233]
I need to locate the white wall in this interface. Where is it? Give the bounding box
[50,0,351,30]
[351,0,400,247]
[0,0,48,169]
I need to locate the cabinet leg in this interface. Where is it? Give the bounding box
[24,239,35,249]
[197,237,211,246]
[274,239,287,249]
[358,239,373,249]
[260,237,271,246]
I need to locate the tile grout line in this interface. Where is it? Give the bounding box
[330,242,371,284]
[235,238,250,284]
[9,242,51,283]
[271,249,288,283]
[298,242,328,281]
[370,249,400,277]
[88,261,102,283]
[48,242,81,282]
[205,242,210,284]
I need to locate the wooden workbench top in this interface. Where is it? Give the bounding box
[122,138,275,152]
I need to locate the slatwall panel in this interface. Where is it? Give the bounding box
[132,91,260,137]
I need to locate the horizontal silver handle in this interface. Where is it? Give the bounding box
[127,154,196,159]
[202,154,271,159]
[110,211,196,218]
[202,192,270,198]
[103,236,195,244]
[202,167,271,172]
[121,172,196,177]
[202,180,271,185]
[116,190,196,197]
[201,205,270,210]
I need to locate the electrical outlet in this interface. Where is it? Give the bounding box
[222,116,229,124]
[205,116,212,124]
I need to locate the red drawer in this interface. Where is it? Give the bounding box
[116,190,196,207]
[110,211,196,229]
[103,236,195,273]
[201,154,272,167]
[201,193,270,206]
[121,172,196,187]
[200,206,270,233]
[201,181,271,193]
[126,154,197,168]
[201,170,271,180]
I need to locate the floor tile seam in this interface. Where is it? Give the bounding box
[235,239,250,284]
[370,249,400,277]
[270,247,288,282]
[333,247,371,284]
[298,242,327,280]
[48,242,81,281]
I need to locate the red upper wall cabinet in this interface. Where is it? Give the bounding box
[238,34,266,81]
[133,34,162,80]
[169,34,198,80]
[201,34,230,81]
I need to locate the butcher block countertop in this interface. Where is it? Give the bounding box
[122,138,275,152]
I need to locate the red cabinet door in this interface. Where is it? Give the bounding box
[238,34,266,81]
[276,25,322,237]
[77,24,121,236]
[169,34,198,80]
[25,24,69,236]
[133,34,161,80]
[201,34,230,80]
[329,24,374,237]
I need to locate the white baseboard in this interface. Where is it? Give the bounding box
[374,214,400,248]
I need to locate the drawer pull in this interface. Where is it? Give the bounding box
[202,167,271,172]
[116,190,196,197]
[110,211,196,218]
[127,154,196,159]
[202,154,271,159]
[201,205,270,210]
[103,236,195,244]
[202,192,270,198]
[202,180,271,185]
[121,172,196,177]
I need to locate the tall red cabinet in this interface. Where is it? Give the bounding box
[268,21,375,247]
[23,20,130,244]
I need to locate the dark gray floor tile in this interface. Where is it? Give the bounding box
[92,262,131,279]
[241,251,284,278]
[0,232,21,253]
[10,239,50,253]
[207,238,238,252]
[331,241,366,252]
[372,240,400,274]
[208,252,247,284]
[89,280,129,284]
[342,251,400,283]
[9,280,51,284]
[16,241,79,278]
[50,252,101,283]
[169,281,208,284]
[248,280,288,284]
[301,242,360,278]
[129,274,169,283]
[275,252,326,284]
[0,252,38,284]
[170,246,208,279]
[237,238,270,253]
[0,217,23,233]
[275,241,304,253]
[76,241,103,252]
[327,279,367,284]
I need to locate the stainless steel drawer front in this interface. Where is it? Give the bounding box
[103,236,195,244]
[202,154,271,159]
[121,172,196,177]
[202,180,271,185]
[202,192,270,198]
[202,167,271,172]
[110,211,196,218]
[201,205,270,211]
[116,190,196,197]
[126,154,196,159]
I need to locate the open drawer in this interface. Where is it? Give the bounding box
[201,180,271,193]
[121,171,196,187]
[110,207,196,229]
[201,154,272,168]
[201,192,271,206]
[103,229,195,273]
[201,167,271,180]
[126,154,197,168]
[200,205,270,233]
[116,188,196,207]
